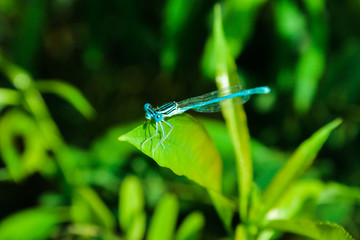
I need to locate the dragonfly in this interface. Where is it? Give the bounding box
[142,85,271,156]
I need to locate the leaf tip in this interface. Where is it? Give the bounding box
[118,135,127,142]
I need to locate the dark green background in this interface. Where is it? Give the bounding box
[0,0,359,239]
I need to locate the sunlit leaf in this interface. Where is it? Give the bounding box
[36,80,96,119]
[316,183,360,225]
[119,114,222,191]
[265,219,354,240]
[119,175,145,232]
[264,179,324,221]
[0,208,62,240]
[175,211,205,240]
[213,4,252,220]
[261,118,342,219]
[147,194,179,240]
[119,114,235,228]
[126,212,146,240]
[235,224,247,240]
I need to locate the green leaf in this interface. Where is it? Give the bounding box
[235,224,248,240]
[0,110,48,181]
[207,189,236,230]
[119,114,222,191]
[274,0,306,41]
[91,121,142,166]
[119,115,235,228]
[265,219,354,240]
[0,208,62,240]
[0,88,20,107]
[294,45,325,114]
[265,179,324,221]
[126,212,146,240]
[201,0,268,78]
[72,186,115,231]
[147,194,179,240]
[35,80,95,119]
[213,4,252,221]
[316,182,360,225]
[175,211,205,240]
[119,175,145,232]
[161,0,198,71]
[261,118,342,219]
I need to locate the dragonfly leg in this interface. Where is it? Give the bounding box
[159,120,173,147]
[152,121,166,157]
[141,122,159,149]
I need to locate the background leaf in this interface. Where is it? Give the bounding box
[119,175,145,234]
[147,194,179,240]
[261,118,342,219]
[71,186,115,231]
[0,208,62,240]
[265,219,354,240]
[175,211,205,240]
[35,80,96,119]
[0,110,47,181]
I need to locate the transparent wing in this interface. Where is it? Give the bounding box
[191,95,250,112]
[176,85,271,113]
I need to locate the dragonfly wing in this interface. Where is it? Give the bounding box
[192,94,250,113]
[192,102,222,112]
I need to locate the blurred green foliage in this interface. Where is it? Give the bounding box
[0,0,360,239]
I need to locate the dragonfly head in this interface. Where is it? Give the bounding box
[144,103,153,120]
[144,103,163,122]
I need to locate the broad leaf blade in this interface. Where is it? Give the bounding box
[261,118,342,218]
[119,114,222,191]
[119,115,234,228]
[266,219,354,240]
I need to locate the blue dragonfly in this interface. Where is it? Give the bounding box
[142,85,271,156]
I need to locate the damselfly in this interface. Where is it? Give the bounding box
[142,85,271,156]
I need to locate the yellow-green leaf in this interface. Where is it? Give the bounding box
[35,80,96,119]
[0,208,62,240]
[119,175,145,232]
[213,4,252,221]
[0,110,48,181]
[175,211,205,240]
[119,114,222,191]
[261,118,342,219]
[147,194,179,240]
[72,186,115,231]
[265,219,354,240]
